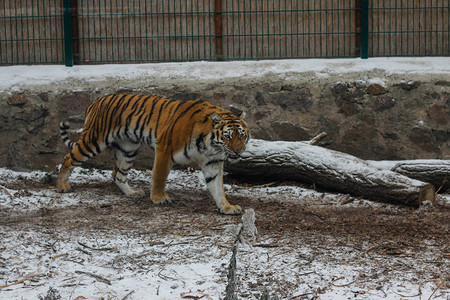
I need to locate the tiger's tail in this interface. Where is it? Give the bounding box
[59,121,76,150]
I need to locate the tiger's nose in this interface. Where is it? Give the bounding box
[233,149,244,156]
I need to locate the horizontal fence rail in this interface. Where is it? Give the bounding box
[0,0,448,66]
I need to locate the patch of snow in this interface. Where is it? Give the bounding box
[366,77,387,86]
[1,57,449,91]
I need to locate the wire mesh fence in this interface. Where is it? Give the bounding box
[369,0,449,56]
[221,1,358,60]
[0,0,65,64]
[0,0,449,66]
[74,0,359,63]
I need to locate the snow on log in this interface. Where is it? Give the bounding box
[369,160,450,192]
[226,139,435,207]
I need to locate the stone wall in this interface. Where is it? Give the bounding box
[0,71,448,172]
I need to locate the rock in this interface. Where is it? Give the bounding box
[425,92,440,100]
[213,92,226,101]
[383,131,399,140]
[252,109,270,121]
[367,84,387,95]
[331,83,362,116]
[273,87,313,112]
[317,116,340,140]
[337,102,360,117]
[56,92,93,117]
[435,80,450,86]
[432,129,449,145]
[7,94,28,106]
[115,88,134,94]
[38,92,49,102]
[408,126,440,153]
[252,127,272,140]
[14,105,48,122]
[7,144,32,171]
[280,85,295,91]
[427,103,448,125]
[228,105,245,117]
[331,82,360,103]
[395,81,421,91]
[374,95,396,111]
[254,91,266,105]
[337,121,382,159]
[171,92,203,101]
[230,92,249,106]
[272,122,310,141]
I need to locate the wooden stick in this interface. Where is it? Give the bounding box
[75,271,112,285]
[78,241,115,251]
[331,276,357,287]
[121,290,135,300]
[428,275,449,300]
[0,274,42,289]
[308,131,328,145]
[0,185,12,197]
[0,278,29,289]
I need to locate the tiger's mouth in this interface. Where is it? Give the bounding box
[228,154,240,160]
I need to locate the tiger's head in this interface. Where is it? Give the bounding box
[211,112,249,160]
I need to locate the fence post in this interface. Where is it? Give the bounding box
[360,0,369,59]
[63,0,73,66]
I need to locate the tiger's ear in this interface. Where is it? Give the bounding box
[211,112,221,125]
[239,111,246,120]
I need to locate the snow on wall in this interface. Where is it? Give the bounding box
[1,57,449,91]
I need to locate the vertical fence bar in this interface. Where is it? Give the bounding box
[360,0,369,58]
[63,0,73,66]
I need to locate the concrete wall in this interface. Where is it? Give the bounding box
[1,70,448,172]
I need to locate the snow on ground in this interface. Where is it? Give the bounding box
[1,57,450,91]
[0,167,448,299]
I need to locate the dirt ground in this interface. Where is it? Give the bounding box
[0,168,449,299]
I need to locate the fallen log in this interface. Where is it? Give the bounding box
[369,160,450,192]
[226,139,435,207]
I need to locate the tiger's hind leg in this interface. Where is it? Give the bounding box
[112,142,144,198]
[57,154,77,192]
[58,140,101,192]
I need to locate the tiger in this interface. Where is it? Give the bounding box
[57,93,249,215]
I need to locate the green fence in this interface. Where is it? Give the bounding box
[0,0,448,66]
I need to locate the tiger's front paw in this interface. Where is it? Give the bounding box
[129,188,145,198]
[151,193,172,205]
[222,204,242,215]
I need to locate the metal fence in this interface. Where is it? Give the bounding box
[1,0,449,66]
[369,0,449,56]
[1,0,65,64]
